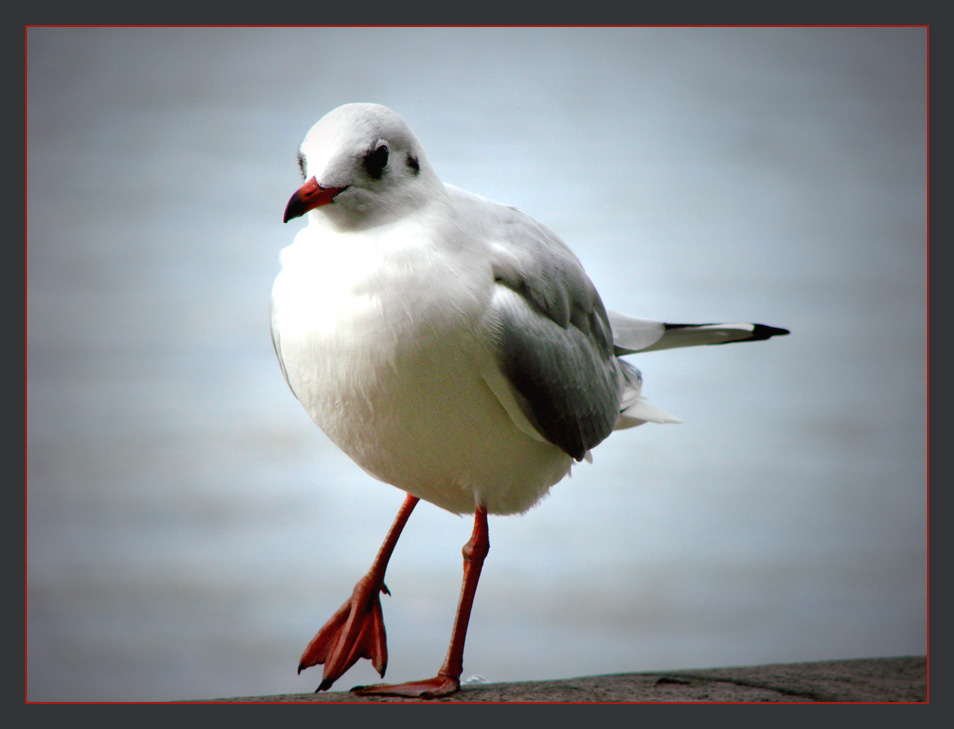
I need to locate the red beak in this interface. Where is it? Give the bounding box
[283,177,347,222]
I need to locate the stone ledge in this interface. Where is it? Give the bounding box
[199,655,927,703]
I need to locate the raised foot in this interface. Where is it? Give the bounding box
[351,674,460,699]
[299,576,389,690]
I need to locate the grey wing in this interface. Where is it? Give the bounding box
[486,209,623,461]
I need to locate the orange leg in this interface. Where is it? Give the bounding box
[352,505,490,699]
[299,494,419,691]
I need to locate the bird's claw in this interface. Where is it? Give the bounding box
[351,673,461,699]
[298,576,389,690]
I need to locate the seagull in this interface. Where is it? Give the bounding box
[271,103,788,698]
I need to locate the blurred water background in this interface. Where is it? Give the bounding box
[26,27,927,701]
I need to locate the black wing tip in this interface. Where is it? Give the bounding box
[721,323,790,345]
[664,321,790,342]
[750,323,791,341]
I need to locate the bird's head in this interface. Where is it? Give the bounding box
[283,103,441,230]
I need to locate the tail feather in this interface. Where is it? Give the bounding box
[615,359,681,429]
[608,311,789,355]
[609,314,788,431]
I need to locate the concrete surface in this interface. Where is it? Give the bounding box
[205,656,927,703]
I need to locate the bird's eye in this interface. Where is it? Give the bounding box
[364,143,389,179]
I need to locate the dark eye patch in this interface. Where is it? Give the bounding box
[363,143,389,179]
[296,151,307,179]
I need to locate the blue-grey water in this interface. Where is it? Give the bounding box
[26,27,927,702]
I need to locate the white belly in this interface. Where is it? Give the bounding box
[270,230,572,515]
